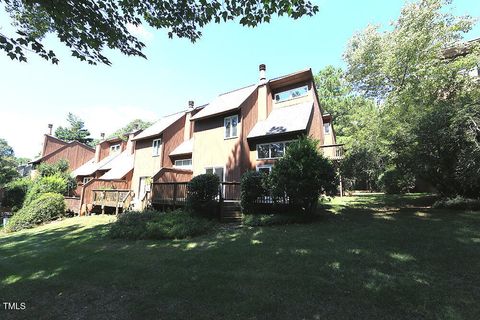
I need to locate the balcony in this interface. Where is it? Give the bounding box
[320,144,344,160]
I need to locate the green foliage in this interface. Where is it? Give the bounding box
[108,119,153,140]
[4,193,66,232]
[109,210,214,240]
[2,178,32,211]
[54,113,93,145]
[187,174,220,218]
[1,0,318,65]
[23,174,69,206]
[37,159,69,177]
[378,166,416,194]
[268,137,337,214]
[240,171,267,214]
[433,196,480,211]
[0,138,19,186]
[242,212,316,227]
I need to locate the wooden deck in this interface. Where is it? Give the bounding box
[92,189,133,214]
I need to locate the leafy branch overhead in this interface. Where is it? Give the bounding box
[0,0,318,65]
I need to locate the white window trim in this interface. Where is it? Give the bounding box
[174,159,192,168]
[152,138,162,157]
[110,144,121,153]
[224,115,239,139]
[324,123,331,135]
[256,140,292,160]
[256,164,273,173]
[274,85,309,103]
[205,166,225,182]
[83,177,92,184]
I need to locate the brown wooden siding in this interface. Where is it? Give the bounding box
[154,168,193,183]
[162,114,186,168]
[42,135,67,157]
[239,88,260,174]
[79,179,129,215]
[42,143,95,171]
[98,139,127,161]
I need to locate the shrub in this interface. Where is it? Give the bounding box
[432,196,480,211]
[23,174,68,206]
[187,173,220,218]
[378,166,415,194]
[240,171,267,214]
[243,212,316,227]
[2,178,32,211]
[37,159,69,177]
[109,210,214,240]
[4,193,66,232]
[268,136,338,214]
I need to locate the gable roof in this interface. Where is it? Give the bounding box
[190,84,257,121]
[30,140,95,165]
[247,102,313,139]
[99,152,134,180]
[132,111,185,141]
[71,152,120,177]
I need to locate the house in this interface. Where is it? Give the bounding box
[71,131,140,214]
[148,65,343,208]
[29,128,95,179]
[189,64,341,181]
[130,103,204,210]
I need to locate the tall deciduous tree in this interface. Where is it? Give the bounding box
[0,0,318,65]
[341,0,479,196]
[54,113,93,146]
[108,119,152,140]
[0,138,19,186]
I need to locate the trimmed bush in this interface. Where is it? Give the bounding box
[433,197,480,211]
[2,178,32,211]
[240,171,267,214]
[109,210,214,240]
[378,166,415,194]
[187,173,220,218]
[5,193,66,232]
[268,136,337,214]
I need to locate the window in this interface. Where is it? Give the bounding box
[257,141,292,159]
[256,165,273,174]
[83,177,92,184]
[324,123,331,135]
[224,115,238,139]
[152,139,162,156]
[205,167,224,181]
[274,85,308,103]
[174,159,192,167]
[110,144,120,154]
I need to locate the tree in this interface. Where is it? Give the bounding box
[0,138,19,186]
[341,0,479,195]
[54,113,93,146]
[108,119,152,140]
[0,0,318,65]
[268,136,337,214]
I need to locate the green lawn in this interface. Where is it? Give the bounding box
[1,194,479,319]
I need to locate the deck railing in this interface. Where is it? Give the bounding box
[320,144,344,160]
[92,189,133,214]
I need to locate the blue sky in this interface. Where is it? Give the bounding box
[0,0,478,158]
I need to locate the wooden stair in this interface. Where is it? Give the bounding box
[220,201,243,223]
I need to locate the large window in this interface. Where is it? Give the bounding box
[274,85,308,103]
[174,159,192,167]
[152,139,162,156]
[224,115,238,139]
[110,144,120,154]
[256,141,292,159]
[205,167,224,181]
[256,165,273,174]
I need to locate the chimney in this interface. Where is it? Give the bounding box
[184,100,194,141]
[258,64,268,121]
[126,133,136,155]
[48,124,53,135]
[94,143,101,163]
[259,64,266,83]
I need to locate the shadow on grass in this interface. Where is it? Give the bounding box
[0,194,479,320]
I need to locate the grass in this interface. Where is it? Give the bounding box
[1,194,479,319]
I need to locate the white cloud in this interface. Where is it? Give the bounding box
[126,23,154,42]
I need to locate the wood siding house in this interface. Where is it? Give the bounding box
[29,134,95,178]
